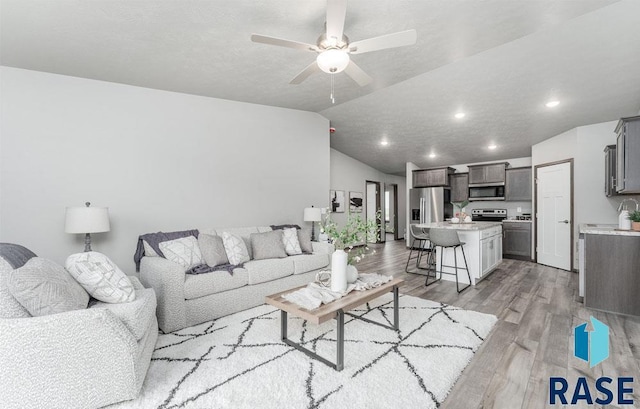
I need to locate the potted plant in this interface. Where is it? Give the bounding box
[320,210,380,291]
[629,210,640,231]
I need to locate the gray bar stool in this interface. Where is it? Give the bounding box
[426,228,471,293]
[405,224,435,274]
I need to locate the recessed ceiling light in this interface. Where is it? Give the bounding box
[545,100,560,108]
[380,140,389,146]
[429,153,436,158]
[454,112,466,119]
[488,144,497,150]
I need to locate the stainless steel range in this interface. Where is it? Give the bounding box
[471,208,507,222]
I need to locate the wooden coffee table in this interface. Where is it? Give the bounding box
[265,277,404,371]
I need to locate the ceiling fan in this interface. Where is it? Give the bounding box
[250,0,417,87]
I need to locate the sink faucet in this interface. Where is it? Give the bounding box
[617,198,639,212]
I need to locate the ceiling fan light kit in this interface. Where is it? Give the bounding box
[317,49,350,74]
[250,0,417,100]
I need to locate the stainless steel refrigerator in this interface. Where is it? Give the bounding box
[409,187,453,225]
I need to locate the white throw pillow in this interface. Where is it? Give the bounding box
[159,236,203,269]
[65,252,135,304]
[282,228,302,255]
[222,231,251,265]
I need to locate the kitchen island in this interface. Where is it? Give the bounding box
[579,224,640,316]
[416,222,503,285]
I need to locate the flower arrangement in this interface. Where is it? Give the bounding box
[451,200,470,221]
[320,209,380,264]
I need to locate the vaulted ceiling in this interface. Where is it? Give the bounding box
[2,0,640,174]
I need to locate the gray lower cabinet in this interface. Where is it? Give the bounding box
[450,173,469,202]
[505,167,532,201]
[502,221,532,260]
[584,233,640,316]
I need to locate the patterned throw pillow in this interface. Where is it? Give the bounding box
[282,228,302,255]
[159,236,204,269]
[8,257,89,316]
[198,233,229,267]
[65,252,136,304]
[222,232,251,265]
[250,231,288,260]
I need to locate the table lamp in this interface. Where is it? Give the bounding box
[303,206,322,241]
[65,202,110,252]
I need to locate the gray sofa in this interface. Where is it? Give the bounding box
[0,244,158,409]
[140,226,333,332]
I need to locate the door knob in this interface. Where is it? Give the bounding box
[558,220,570,224]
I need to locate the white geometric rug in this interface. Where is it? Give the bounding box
[112,294,497,409]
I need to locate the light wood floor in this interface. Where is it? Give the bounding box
[357,239,640,409]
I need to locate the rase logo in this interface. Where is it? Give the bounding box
[574,315,609,367]
[549,316,634,405]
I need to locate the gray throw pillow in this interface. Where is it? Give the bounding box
[250,231,287,260]
[297,229,313,253]
[8,257,89,316]
[199,233,229,267]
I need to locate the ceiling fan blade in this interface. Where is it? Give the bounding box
[290,61,321,85]
[344,61,373,86]
[251,34,319,52]
[349,29,417,54]
[326,0,347,43]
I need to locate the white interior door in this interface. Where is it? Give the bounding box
[536,162,572,270]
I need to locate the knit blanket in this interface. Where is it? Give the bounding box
[282,273,393,310]
[0,243,37,269]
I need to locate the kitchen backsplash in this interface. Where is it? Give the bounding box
[464,201,532,219]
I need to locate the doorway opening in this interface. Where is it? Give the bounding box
[384,184,399,241]
[366,181,383,243]
[534,159,574,271]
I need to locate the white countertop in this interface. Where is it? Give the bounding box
[416,221,503,231]
[502,219,532,224]
[580,223,640,237]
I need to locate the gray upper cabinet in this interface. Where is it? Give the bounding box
[616,115,640,194]
[468,163,508,185]
[505,167,532,201]
[450,173,469,202]
[413,167,455,187]
[604,145,617,197]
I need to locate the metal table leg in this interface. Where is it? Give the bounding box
[281,310,287,340]
[336,310,344,371]
[393,285,399,330]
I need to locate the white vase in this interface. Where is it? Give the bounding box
[331,249,348,293]
[319,233,329,243]
[346,264,358,283]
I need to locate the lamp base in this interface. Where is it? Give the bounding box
[311,223,316,242]
[84,233,92,252]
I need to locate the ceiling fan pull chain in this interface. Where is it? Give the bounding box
[330,74,336,104]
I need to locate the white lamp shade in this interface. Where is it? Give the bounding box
[65,206,110,233]
[316,49,350,74]
[303,207,322,222]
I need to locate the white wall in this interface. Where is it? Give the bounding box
[532,120,640,268]
[0,67,330,270]
[405,161,420,246]
[329,148,406,241]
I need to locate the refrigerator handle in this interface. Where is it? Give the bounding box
[420,197,425,224]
